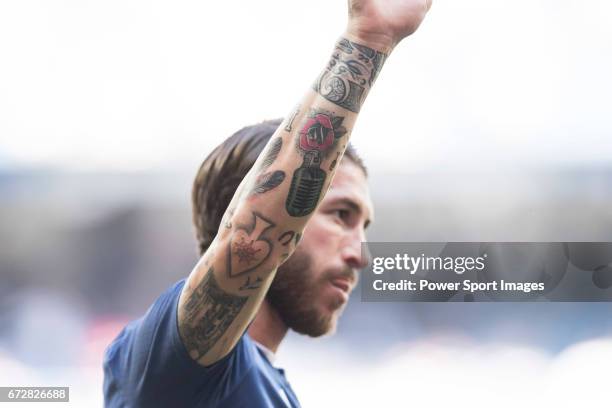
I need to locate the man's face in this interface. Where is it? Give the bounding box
[267,160,373,337]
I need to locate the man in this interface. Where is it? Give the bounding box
[103,0,432,406]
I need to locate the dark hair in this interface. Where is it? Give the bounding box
[192,118,366,255]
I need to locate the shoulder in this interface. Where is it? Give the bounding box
[103,279,261,406]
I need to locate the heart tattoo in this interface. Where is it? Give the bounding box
[227,212,276,278]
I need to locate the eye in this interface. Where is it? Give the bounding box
[334,209,351,222]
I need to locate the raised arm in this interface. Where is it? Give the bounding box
[178,0,432,366]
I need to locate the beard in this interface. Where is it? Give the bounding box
[266,248,355,337]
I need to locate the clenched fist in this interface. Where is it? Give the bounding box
[346,0,433,51]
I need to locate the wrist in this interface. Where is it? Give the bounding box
[312,35,388,113]
[343,28,396,55]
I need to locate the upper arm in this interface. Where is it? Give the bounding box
[178,260,259,366]
[103,281,254,406]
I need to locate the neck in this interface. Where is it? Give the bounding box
[248,300,288,353]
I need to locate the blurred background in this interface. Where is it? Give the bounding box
[1,0,612,406]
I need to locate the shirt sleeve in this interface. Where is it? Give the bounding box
[103,280,253,407]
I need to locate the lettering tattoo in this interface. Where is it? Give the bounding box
[286,109,346,217]
[227,212,275,277]
[313,37,386,113]
[285,105,300,132]
[329,151,341,171]
[278,230,296,246]
[239,275,263,291]
[278,230,301,247]
[179,269,248,361]
[223,208,235,229]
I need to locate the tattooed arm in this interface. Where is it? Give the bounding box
[178,0,432,366]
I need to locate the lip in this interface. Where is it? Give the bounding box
[330,278,352,294]
[328,282,349,305]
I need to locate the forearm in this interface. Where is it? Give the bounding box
[178,33,390,366]
[228,33,388,246]
[218,33,388,290]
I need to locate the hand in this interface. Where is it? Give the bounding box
[346,0,433,51]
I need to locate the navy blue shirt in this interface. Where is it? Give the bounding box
[103,280,301,408]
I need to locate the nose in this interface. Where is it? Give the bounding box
[340,228,370,270]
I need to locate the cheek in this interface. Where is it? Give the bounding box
[299,216,340,258]
[294,218,340,283]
